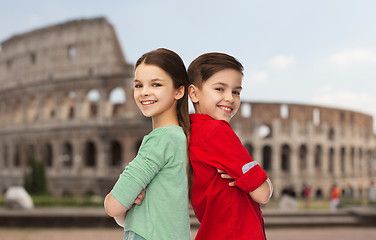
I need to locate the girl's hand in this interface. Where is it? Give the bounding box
[217,169,235,186]
[133,188,146,205]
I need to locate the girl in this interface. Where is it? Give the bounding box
[104,48,191,240]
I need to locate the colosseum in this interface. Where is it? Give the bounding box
[0,17,375,200]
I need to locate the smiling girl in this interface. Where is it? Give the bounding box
[104,48,191,240]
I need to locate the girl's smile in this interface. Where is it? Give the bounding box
[134,63,184,129]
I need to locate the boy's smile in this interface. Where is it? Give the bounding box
[189,68,242,122]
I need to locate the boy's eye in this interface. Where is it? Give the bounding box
[215,88,224,92]
[233,90,241,95]
[153,83,162,87]
[135,84,142,88]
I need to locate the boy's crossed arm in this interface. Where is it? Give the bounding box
[218,169,273,204]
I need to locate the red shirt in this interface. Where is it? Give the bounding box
[189,114,268,240]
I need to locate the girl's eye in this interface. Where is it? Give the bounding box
[153,83,162,87]
[233,90,241,95]
[134,84,142,88]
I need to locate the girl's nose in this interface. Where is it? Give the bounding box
[141,87,149,96]
[224,91,234,103]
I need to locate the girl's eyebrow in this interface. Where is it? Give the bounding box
[134,78,165,82]
[214,82,242,90]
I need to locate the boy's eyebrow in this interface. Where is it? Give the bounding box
[214,82,242,90]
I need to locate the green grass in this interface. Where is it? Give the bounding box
[0,195,104,207]
[1,195,375,209]
[264,198,375,210]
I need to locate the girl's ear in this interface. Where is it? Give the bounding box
[174,86,185,100]
[188,84,199,103]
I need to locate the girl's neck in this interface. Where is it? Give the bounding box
[152,111,179,130]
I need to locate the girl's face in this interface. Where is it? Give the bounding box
[189,68,242,122]
[134,63,183,124]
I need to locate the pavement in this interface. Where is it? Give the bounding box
[1,206,376,239]
[1,227,376,240]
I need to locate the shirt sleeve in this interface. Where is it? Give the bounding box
[111,129,170,207]
[206,121,267,193]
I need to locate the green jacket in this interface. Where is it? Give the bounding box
[111,125,190,240]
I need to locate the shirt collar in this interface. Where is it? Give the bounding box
[189,114,214,123]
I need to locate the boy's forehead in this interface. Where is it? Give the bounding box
[203,71,243,88]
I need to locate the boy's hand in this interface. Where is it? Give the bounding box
[217,169,235,186]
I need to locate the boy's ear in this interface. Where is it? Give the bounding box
[174,86,185,100]
[188,84,199,103]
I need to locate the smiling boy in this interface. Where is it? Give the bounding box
[187,52,272,240]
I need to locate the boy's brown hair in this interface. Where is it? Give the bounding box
[187,52,244,89]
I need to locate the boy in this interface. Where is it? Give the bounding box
[188,52,273,240]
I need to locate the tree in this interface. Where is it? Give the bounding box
[24,157,48,195]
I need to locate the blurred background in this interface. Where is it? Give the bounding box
[1,0,376,239]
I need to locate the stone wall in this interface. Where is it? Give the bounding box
[0,17,375,199]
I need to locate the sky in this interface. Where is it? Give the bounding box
[1,0,376,131]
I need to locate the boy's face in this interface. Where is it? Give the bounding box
[189,69,242,122]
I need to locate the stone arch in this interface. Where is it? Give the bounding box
[62,91,76,120]
[367,149,373,177]
[4,103,11,125]
[110,140,122,167]
[14,100,23,124]
[62,189,73,197]
[299,144,308,170]
[358,148,363,175]
[14,144,21,167]
[109,87,126,117]
[26,144,35,166]
[3,144,9,168]
[328,148,335,175]
[43,94,56,120]
[262,145,272,171]
[84,89,101,118]
[62,142,73,168]
[42,143,53,168]
[244,143,253,157]
[350,147,355,176]
[281,144,291,172]
[315,188,323,198]
[84,141,96,167]
[328,128,335,140]
[314,145,322,171]
[27,96,38,123]
[340,147,346,175]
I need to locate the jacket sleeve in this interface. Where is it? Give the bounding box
[111,129,170,207]
[206,121,267,193]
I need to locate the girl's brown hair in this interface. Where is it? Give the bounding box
[135,48,192,199]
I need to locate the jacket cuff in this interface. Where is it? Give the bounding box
[234,164,267,193]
